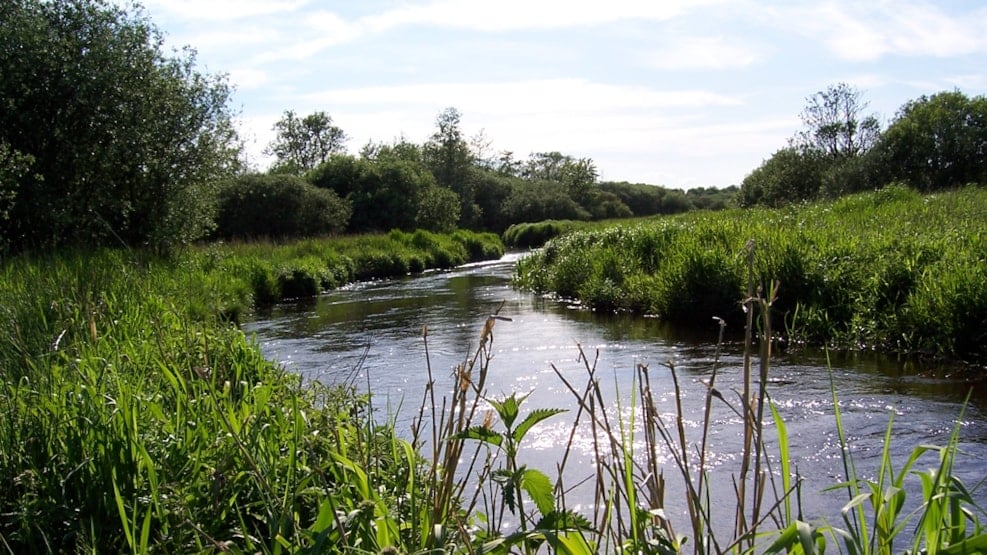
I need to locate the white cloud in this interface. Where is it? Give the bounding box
[782,1,987,62]
[229,68,269,90]
[362,0,727,33]
[646,36,761,70]
[141,0,310,21]
[305,79,742,115]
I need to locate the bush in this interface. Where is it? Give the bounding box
[214,173,351,240]
[515,188,987,360]
[502,220,578,248]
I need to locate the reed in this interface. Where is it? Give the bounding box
[2,224,984,553]
[515,185,987,361]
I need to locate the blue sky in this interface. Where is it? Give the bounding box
[138,0,987,189]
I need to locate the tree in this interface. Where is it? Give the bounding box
[267,110,347,175]
[0,0,241,252]
[309,155,456,233]
[415,185,460,232]
[499,181,591,225]
[424,107,478,226]
[876,90,987,191]
[794,82,880,159]
[214,173,350,240]
[471,168,517,232]
[738,147,826,207]
[740,84,882,206]
[361,136,424,165]
[523,152,598,205]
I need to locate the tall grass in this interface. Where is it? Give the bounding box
[2,223,985,553]
[0,230,503,553]
[515,185,987,361]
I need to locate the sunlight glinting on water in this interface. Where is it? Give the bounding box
[244,253,987,531]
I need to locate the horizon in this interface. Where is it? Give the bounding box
[136,0,986,189]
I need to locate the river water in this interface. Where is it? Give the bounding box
[244,252,987,538]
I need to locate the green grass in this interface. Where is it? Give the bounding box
[515,185,987,361]
[0,230,503,553]
[2,222,985,553]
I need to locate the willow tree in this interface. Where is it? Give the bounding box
[0,0,242,252]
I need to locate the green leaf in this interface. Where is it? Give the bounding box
[449,425,504,448]
[842,492,872,514]
[512,407,567,444]
[521,467,555,517]
[488,392,529,429]
[939,533,987,554]
[533,510,593,532]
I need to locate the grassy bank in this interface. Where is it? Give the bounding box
[2,225,985,553]
[515,185,987,362]
[0,229,502,553]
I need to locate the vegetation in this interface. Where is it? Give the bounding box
[740,85,987,207]
[266,110,348,175]
[4,240,983,553]
[516,185,987,361]
[0,0,241,252]
[3,1,986,552]
[214,173,352,240]
[503,220,583,249]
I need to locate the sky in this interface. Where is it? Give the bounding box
[136,0,987,189]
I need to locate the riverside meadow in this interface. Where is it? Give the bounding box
[2,189,986,553]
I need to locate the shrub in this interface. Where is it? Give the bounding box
[215,173,351,240]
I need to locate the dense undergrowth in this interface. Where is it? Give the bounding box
[515,185,987,362]
[2,222,985,553]
[0,229,502,553]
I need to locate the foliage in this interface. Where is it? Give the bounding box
[516,186,987,361]
[266,110,348,175]
[738,146,828,207]
[416,184,462,232]
[309,154,459,233]
[741,83,883,207]
[598,181,708,216]
[876,90,987,191]
[424,107,479,227]
[794,82,881,159]
[0,0,241,253]
[686,185,739,210]
[214,173,351,240]
[471,168,519,232]
[500,180,592,224]
[503,220,581,249]
[522,151,599,206]
[0,249,401,552]
[826,384,987,555]
[0,142,40,250]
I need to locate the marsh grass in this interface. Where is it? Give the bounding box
[514,185,987,361]
[2,226,985,553]
[0,230,503,553]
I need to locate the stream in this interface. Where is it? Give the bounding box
[244,252,987,536]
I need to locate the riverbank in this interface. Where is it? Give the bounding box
[514,185,987,363]
[2,222,985,553]
[0,229,502,552]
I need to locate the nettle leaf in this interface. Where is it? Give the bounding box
[534,509,593,532]
[487,393,520,429]
[512,407,567,444]
[450,425,504,448]
[493,469,519,513]
[521,467,555,517]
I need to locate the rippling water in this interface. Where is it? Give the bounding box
[244,252,987,535]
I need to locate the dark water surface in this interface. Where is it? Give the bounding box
[244,253,987,535]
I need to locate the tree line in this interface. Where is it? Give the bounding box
[2,0,984,254]
[739,83,987,207]
[232,106,737,242]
